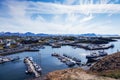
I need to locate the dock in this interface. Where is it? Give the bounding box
[0,56,20,64]
[51,53,81,67]
[24,57,41,78]
[72,44,114,50]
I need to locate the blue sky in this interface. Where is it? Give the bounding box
[0,0,120,34]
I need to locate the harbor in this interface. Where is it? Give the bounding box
[0,40,120,80]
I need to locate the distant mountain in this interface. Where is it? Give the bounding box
[36,33,49,36]
[0,32,48,37]
[24,32,35,36]
[80,33,97,37]
[0,32,119,37]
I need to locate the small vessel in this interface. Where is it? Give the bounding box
[86,52,98,59]
[51,53,60,57]
[98,51,108,56]
[72,57,81,62]
[34,63,42,73]
[65,61,75,67]
[86,51,108,59]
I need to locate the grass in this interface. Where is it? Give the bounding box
[99,70,120,79]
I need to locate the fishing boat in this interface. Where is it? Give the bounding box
[86,51,108,59]
[51,53,60,57]
[65,61,75,67]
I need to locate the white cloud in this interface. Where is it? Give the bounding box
[25,2,120,14]
[0,0,120,34]
[80,14,94,23]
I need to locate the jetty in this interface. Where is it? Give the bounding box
[24,57,42,78]
[73,44,114,50]
[0,56,20,64]
[0,46,40,56]
[51,53,81,67]
[63,54,81,65]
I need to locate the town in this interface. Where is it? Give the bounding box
[0,33,117,56]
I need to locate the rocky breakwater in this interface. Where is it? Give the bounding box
[90,52,120,79]
[44,68,115,80]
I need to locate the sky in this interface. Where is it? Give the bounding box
[0,0,120,34]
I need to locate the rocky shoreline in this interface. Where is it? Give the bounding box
[90,52,120,72]
[89,52,120,79]
[42,52,120,80]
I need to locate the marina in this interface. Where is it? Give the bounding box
[0,0,120,79]
[0,40,120,80]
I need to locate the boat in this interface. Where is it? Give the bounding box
[34,63,42,73]
[86,51,108,59]
[86,52,98,59]
[50,43,61,48]
[63,54,81,65]
[98,51,108,56]
[65,61,75,67]
[87,58,99,63]
[63,54,72,59]
[72,57,81,62]
[51,53,60,57]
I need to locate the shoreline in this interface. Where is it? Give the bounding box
[0,44,118,80]
[0,45,40,56]
[43,52,120,80]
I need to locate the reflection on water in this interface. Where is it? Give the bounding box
[0,40,120,80]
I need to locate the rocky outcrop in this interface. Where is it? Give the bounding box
[44,68,115,80]
[90,52,120,72]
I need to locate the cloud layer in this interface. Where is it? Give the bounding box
[0,0,120,34]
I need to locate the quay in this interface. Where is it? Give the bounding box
[0,56,20,64]
[63,54,81,65]
[51,53,75,67]
[0,46,40,56]
[51,53,81,67]
[24,57,41,78]
[73,44,114,50]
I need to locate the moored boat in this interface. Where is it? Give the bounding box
[86,51,108,59]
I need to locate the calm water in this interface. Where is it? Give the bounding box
[0,39,120,80]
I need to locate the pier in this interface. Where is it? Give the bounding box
[0,56,20,64]
[51,53,81,67]
[0,46,40,56]
[24,57,41,78]
[73,44,114,50]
